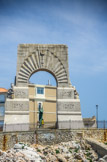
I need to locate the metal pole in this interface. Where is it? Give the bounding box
[104,120,105,130]
[104,120,106,141]
[96,105,98,129]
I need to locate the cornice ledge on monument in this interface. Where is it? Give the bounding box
[18,44,68,48]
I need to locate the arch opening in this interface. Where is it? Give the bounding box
[29,69,57,87]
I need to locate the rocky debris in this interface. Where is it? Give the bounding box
[0,138,102,162]
[32,139,99,162]
[0,143,43,162]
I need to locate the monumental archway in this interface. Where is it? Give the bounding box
[4,44,83,131]
[16,45,70,87]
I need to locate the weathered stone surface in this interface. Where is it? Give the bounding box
[58,101,81,111]
[57,88,74,99]
[16,44,70,87]
[86,138,107,158]
[14,88,28,99]
[5,100,29,111]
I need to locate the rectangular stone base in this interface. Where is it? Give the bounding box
[58,120,84,129]
[3,114,29,132]
[4,97,29,131]
[58,112,84,129]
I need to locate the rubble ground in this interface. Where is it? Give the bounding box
[0,138,107,162]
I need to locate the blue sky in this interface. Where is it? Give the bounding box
[0,0,107,120]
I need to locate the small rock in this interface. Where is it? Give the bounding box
[62,147,68,153]
[64,153,71,160]
[98,158,106,162]
[14,143,24,149]
[57,154,67,162]
[74,153,83,160]
[103,155,107,161]
[47,154,57,161]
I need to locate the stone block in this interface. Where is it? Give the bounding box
[57,101,81,112]
[57,88,74,99]
[5,99,29,111]
[14,87,29,99]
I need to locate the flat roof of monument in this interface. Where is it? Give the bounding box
[18,44,68,48]
[0,88,8,93]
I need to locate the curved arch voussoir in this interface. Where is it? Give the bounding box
[17,50,68,86]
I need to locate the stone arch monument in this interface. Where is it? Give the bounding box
[4,44,83,131]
